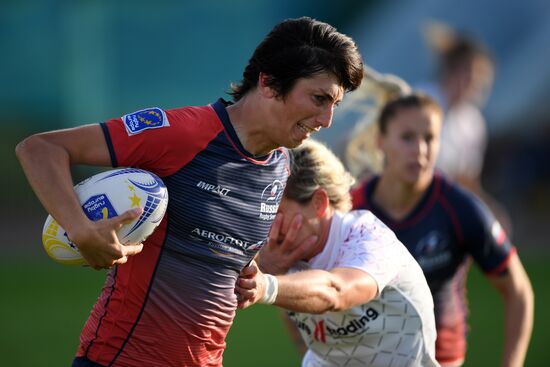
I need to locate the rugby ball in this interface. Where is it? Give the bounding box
[41,168,169,266]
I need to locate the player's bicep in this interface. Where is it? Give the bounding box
[330,267,379,308]
[39,124,111,166]
[486,253,529,297]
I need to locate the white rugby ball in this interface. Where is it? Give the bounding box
[42,168,169,266]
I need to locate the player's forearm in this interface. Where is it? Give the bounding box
[501,279,534,367]
[274,270,342,314]
[15,134,89,233]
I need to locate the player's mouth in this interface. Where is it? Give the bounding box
[407,162,423,171]
[297,122,316,134]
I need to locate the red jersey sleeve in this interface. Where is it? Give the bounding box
[101,105,223,177]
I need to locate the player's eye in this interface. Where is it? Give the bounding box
[313,95,325,105]
[400,132,414,142]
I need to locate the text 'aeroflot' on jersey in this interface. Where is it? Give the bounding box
[76,99,290,367]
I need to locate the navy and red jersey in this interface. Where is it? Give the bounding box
[351,174,515,366]
[75,99,289,367]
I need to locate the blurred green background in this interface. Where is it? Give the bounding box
[2,259,548,366]
[2,0,549,365]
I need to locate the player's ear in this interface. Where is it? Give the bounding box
[258,72,276,99]
[377,131,385,150]
[312,189,330,218]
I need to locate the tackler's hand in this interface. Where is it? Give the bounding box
[257,213,318,275]
[236,260,266,309]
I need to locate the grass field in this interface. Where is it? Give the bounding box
[1,257,548,366]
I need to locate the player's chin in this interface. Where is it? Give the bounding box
[283,136,308,149]
[281,126,312,148]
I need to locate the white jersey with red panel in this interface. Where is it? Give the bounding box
[288,211,439,367]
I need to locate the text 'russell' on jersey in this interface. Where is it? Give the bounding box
[259,180,284,221]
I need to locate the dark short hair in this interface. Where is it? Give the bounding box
[230,17,363,101]
[378,93,443,134]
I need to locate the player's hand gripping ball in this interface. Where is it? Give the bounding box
[42,168,169,266]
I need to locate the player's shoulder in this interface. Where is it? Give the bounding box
[436,174,495,228]
[448,101,485,121]
[165,103,220,128]
[343,209,378,225]
[118,102,219,137]
[335,211,413,283]
[340,210,397,245]
[437,174,481,209]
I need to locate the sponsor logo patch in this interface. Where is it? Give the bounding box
[289,307,380,341]
[122,107,169,135]
[196,181,231,197]
[82,194,118,221]
[191,227,263,252]
[325,307,379,339]
[415,230,452,271]
[259,180,284,221]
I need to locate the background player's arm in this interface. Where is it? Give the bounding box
[15,124,143,269]
[463,192,534,367]
[486,253,534,367]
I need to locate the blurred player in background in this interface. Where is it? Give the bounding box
[350,92,533,367]
[343,66,411,181]
[15,17,363,367]
[237,139,439,367]
[417,21,512,234]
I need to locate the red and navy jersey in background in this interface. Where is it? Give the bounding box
[351,174,515,366]
[75,99,289,367]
